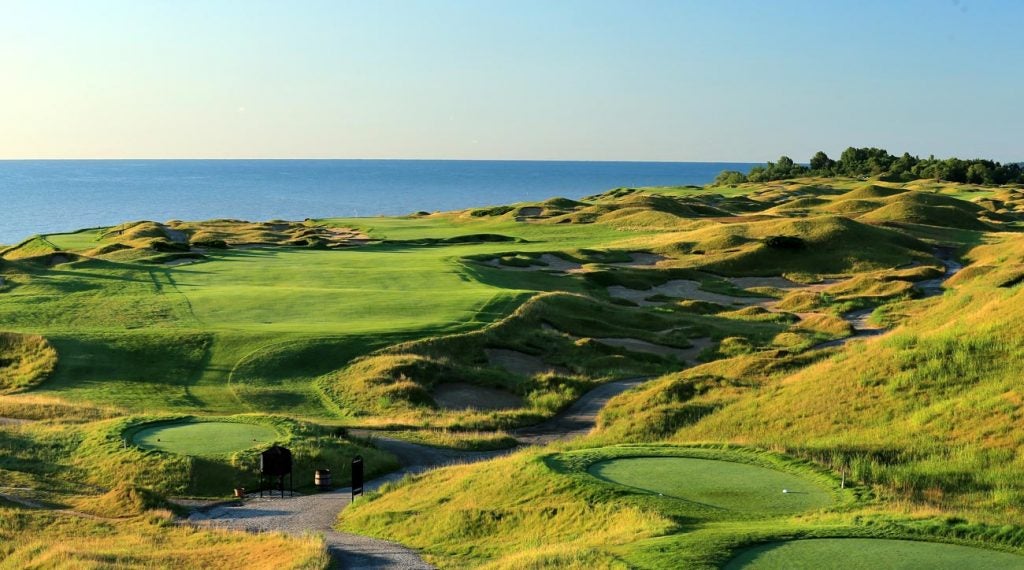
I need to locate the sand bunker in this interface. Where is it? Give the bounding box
[432,382,523,411]
[594,337,714,362]
[728,276,845,292]
[613,252,666,268]
[515,207,543,222]
[484,348,568,377]
[608,280,771,307]
[485,254,583,273]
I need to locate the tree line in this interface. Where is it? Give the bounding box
[714,147,1024,186]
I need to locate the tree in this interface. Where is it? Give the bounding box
[809,151,834,172]
[966,162,994,185]
[713,170,747,186]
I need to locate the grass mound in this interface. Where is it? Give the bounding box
[669,215,930,276]
[0,332,58,394]
[587,456,834,515]
[724,538,1024,569]
[74,482,170,518]
[838,184,907,200]
[341,445,851,568]
[318,293,684,427]
[130,420,281,456]
[856,196,991,230]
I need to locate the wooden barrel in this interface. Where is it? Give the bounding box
[315,468,332,490]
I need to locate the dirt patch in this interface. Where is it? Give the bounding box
[485,254,583,273]
[432,383,523,411]
[608,280,771,307]
[594,337,714,362]
[484,348,568,377]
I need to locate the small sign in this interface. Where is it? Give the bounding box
[351,455,364,499]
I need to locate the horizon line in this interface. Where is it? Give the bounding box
[0,157,765,164]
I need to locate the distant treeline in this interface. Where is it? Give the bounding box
[715,147,1024,186]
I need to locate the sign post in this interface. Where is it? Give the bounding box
[351,455,364,500]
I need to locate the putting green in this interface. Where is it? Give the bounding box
[132,421,280,456]
[587,456,833,515]
[724,538,1024,569]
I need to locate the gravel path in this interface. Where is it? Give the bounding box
[513,377,649,445]
[812,254,962,350]
[189,471,433,569]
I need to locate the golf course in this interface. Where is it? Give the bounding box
[4,168,1024,568]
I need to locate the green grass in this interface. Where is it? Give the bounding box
[131,420,281,456]
[587,456,834,515]
[724,538,1024,569]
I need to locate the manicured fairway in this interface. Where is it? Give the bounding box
[724,538,1024,569]
[132,421,280,456]
[587,456,833,515]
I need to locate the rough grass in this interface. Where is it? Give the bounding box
[73,482,170,518]
[668,234,1024,520]
[341,445,854,567]
[0,506,328,569]
[0,332,57,393]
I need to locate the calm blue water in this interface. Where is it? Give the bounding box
[0,160,756,244]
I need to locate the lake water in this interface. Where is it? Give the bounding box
[0,159,756,244]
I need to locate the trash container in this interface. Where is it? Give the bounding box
[315,468,332,491]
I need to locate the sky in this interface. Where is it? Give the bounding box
[1,0,1022,162]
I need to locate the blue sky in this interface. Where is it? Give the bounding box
[1,0,1021,161]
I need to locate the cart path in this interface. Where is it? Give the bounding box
[512,377,648,445]
[189,469,433,569]
[813,255,962,350]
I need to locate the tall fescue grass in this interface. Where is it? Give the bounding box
[0,506,328,569]
[0,332,57,393]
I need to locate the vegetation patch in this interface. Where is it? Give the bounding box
[0,332,58,394]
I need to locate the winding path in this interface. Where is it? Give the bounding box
[813,254,962,350]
